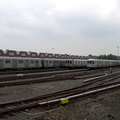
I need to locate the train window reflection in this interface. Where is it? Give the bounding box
[89,61,94,64]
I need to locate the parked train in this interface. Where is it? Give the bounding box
[87,59,120,68]
[0,56,88,70]
[0,56,120,70]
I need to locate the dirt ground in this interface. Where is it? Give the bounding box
[1,87,120,120]
[33,87,120,120]
[0,69,120,120]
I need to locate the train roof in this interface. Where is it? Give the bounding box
[88,59,120,62]
[0,56,42,60]
[0,56,74,60]
[0,49,94,59]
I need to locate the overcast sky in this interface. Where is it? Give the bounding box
[0,0,120,56]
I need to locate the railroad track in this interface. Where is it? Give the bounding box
[0,71,120,117]
[0,68,67,75]
[0,67,119,80]
[0,69,94,87]
[0,68,118,87]
[0,68,87,79]
[0,67,119,87]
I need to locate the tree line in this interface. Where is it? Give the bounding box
[88,54,119,60]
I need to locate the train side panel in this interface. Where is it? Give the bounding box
[73,59,87,68]
[3,58,12,69]
[87,59,120,68]
[64,59,73,68]
[17,59,25,69]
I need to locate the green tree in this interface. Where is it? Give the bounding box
[107,54,117,60]
[97,54,107,59]
[97,54,117,60]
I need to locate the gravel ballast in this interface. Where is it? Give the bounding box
[0,76,120,120]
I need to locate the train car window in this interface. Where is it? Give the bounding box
[30,60,34,63]
[41,54,45,58]
[21,53,26,57]
[49,61,52,63]
[35,61,38,63]
[9,52,15,56]
[19,60,23,63]
[5,60,11,63]
[46,61,48,63]
[89,61,94,64]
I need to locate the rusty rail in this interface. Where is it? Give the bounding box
[0,72,120,117]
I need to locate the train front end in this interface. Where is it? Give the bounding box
[87,59,96,68]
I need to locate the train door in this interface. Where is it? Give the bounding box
[0,59,3,69]
[35,60,39,68]
[12,59,17,69]
[59,60,62,67]
[54,60,57,68]
[41,59,44,68]
[25,60,29,68]
[53,60,55,67]
[45,60,49,68]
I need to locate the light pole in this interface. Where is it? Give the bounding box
[117,46,119,60]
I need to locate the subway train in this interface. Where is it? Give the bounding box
[0,56,88,70]
[87,59,120,68]
[0,56,120,70]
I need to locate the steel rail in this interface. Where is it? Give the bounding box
[0,81,120,117]
[0,69,87,78]
[0,68,66,75]
[0,69,101,87]
[0,70,119,87]
[0,73,120,117]
[0,69,89,84]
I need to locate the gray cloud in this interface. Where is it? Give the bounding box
[0,0,120,55]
